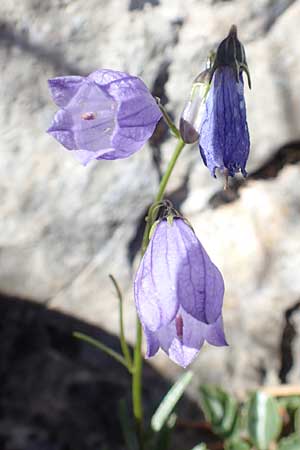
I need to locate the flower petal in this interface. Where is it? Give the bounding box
[155,308,205,368]
[143,326,160,358]
[173,219,224,324]
[48,76,84,107]
[111,95,162,156]
[88,69,131,86]
[47,109,77,149]
[153,309,227,368]
[205,315,228,347]
[49,81,120,162]
[104,76,162,157]
[199,67,250,177]
[48,70,162,163]
[134,221,181,332]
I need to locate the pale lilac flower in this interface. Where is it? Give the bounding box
[134,218,227,368]
[47,69,162,164]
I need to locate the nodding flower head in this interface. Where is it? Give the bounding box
[199,25,251,179]
[47,69,162,165]
[134,208,227,368]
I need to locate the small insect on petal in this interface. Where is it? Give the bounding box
[81,112,97,120]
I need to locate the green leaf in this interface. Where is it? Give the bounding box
[278,433,300,450]
[190,444,208,450]
[151,371,193,432]
[294,407,300,433]
[73,331,129,369]
[247,391,282,450]
[109,274,133,370]
[119,399,138,450]
[199,385,239,439]
[225,439,251,450]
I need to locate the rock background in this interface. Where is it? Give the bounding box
[1,0,300,447]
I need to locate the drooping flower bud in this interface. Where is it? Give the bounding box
[179,69,211,144]
[134,202,227,368]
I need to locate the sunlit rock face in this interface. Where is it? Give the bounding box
[1,0,300,391]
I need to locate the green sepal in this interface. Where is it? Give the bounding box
[149,220,160,240]
[167,214,174,226]
[199,385,239,439]
[247,391,282,450]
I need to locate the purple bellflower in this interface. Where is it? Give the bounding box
[134,216,227,368]
[199,25,251,178]
[47,69,162,164]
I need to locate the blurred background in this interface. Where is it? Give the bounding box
[1,0,300,449]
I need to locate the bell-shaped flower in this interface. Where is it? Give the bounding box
[199,25,251,178]
[47,69,162,164]
[134,217,227,368]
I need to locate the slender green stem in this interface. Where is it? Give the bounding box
[132,317,143,444]
[142,138,186,254]
[73,332,129,369]
[158,102,181,140]
[132,137,186,444]
[109,274,133,370]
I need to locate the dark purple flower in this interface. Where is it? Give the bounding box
[199,25,251,178]
[134,218,227,368]
[199,66,250,177]
[47,69,162,164]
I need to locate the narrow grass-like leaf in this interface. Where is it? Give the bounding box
[247,391,282,450]
[73,331,129,369]
[109,274,133,369]
[151,371,193,432]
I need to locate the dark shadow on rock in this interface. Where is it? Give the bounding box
[0,294,200,450]
[279,300,300,383]
[0,20,86,76]
[129,0,160,11]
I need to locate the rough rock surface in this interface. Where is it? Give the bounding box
[1,0,300,416]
